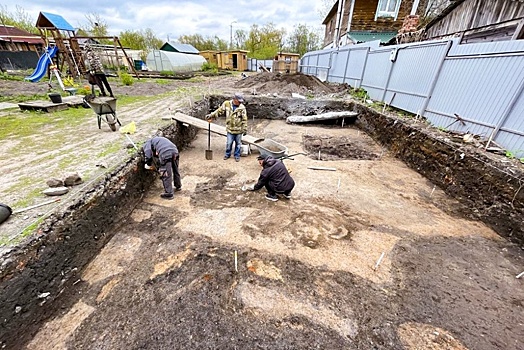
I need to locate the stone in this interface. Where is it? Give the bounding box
[64,172,83,186]
[43,187,69,196]
[46,178,64,188]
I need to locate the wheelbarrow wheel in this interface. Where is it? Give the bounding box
[106,114,117,132]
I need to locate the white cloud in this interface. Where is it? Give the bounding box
[3,0,325,42]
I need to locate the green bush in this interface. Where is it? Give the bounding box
[202,62,218,73]
[120,72,134,86]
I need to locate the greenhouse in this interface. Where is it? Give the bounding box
[146,50,206,73]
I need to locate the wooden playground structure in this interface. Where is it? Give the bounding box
[34,12,139,82]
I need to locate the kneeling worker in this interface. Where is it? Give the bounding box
[246,154,295,201]
[143,136,181,199]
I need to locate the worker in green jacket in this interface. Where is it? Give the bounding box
[206,92,248,162]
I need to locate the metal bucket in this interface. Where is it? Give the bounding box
[0,203,12,224]
[48,93,62,103]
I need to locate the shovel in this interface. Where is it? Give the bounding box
[205,122,213,160]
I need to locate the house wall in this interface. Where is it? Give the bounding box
[425,0,524,40]
[200,51,219,65]
[324,0,428,47]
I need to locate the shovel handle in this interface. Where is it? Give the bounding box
[208,122,211,149]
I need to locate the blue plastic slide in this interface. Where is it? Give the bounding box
[25,46,58,82]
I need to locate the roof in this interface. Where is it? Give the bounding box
[160,42,200,54]
[323,1,339,25]
[0,25,44,45]
[348,31,398,44]
[36,12,75,32]
[425,0,466,30]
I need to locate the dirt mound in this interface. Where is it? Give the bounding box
[236,72,347,97]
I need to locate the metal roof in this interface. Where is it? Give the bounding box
[36,12,75,32]
[348,31,397,44]
[160,41,200,54]
[0,25,44,45]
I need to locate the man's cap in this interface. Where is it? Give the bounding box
[234,92,244,102]
[257,154,269,161]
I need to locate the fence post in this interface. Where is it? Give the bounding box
[485,77,524,149]
[342,48,351,84]
[358,47,370,89]
[418,40,453,117]
[380,57,395,102]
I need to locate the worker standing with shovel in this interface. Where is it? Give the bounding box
[206,92,248,162]
[143,136,181,200]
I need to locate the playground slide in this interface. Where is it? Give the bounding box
[25,46,58,82]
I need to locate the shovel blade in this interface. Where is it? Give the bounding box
[205,149,213,160]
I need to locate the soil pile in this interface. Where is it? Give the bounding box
[236,72,348,97]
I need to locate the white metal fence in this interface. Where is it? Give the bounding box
[300,39,524,158]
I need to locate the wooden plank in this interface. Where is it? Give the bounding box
[18,100,69,113]
[62,95,86,108]
[172,112,262,145]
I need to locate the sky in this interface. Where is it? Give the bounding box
[2,1,330,43]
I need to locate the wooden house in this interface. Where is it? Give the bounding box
[0,25,44,70]
[0,25,44,52]
[217,50,248,71]
[200,50,219,66]
[424,0,524,43]
[322,0,429,47]
[272,52,300,73]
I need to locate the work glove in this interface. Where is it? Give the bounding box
[144,164,153,170]
[242,131,247,136]
[205,114,212,122]
[241,184,255,191]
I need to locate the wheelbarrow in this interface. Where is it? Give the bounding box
[253,138,306,161]
[84,96,121,131]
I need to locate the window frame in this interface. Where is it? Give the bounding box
[375,0,402,20]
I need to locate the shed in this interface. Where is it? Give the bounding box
[146,50,206,72]
[273,52,300,73]
[200,50,219,66]
[217,50,248,71]
[160,41,200,54]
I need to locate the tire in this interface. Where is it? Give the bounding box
[106,114,117,132]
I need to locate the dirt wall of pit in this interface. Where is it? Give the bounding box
[0,124,188,349]
[353,104,524,246]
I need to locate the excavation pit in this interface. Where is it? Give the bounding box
[1,88,523,350]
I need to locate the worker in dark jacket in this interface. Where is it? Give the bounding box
[143,136,181,199]
[247,154,295,201]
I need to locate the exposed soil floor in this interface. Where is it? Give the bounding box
[1,72,523,350]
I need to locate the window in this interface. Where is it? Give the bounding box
[375,0,401,20]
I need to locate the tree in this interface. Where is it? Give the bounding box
[234,29,247,51]
[245,23,286,59]
[80,13,112,44]
[286,24,322,56]
[178,34,228,51]
[0,5,37,34]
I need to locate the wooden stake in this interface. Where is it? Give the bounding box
[374,252,385,271]
[308,166,337,171]
[234,250,238,272]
